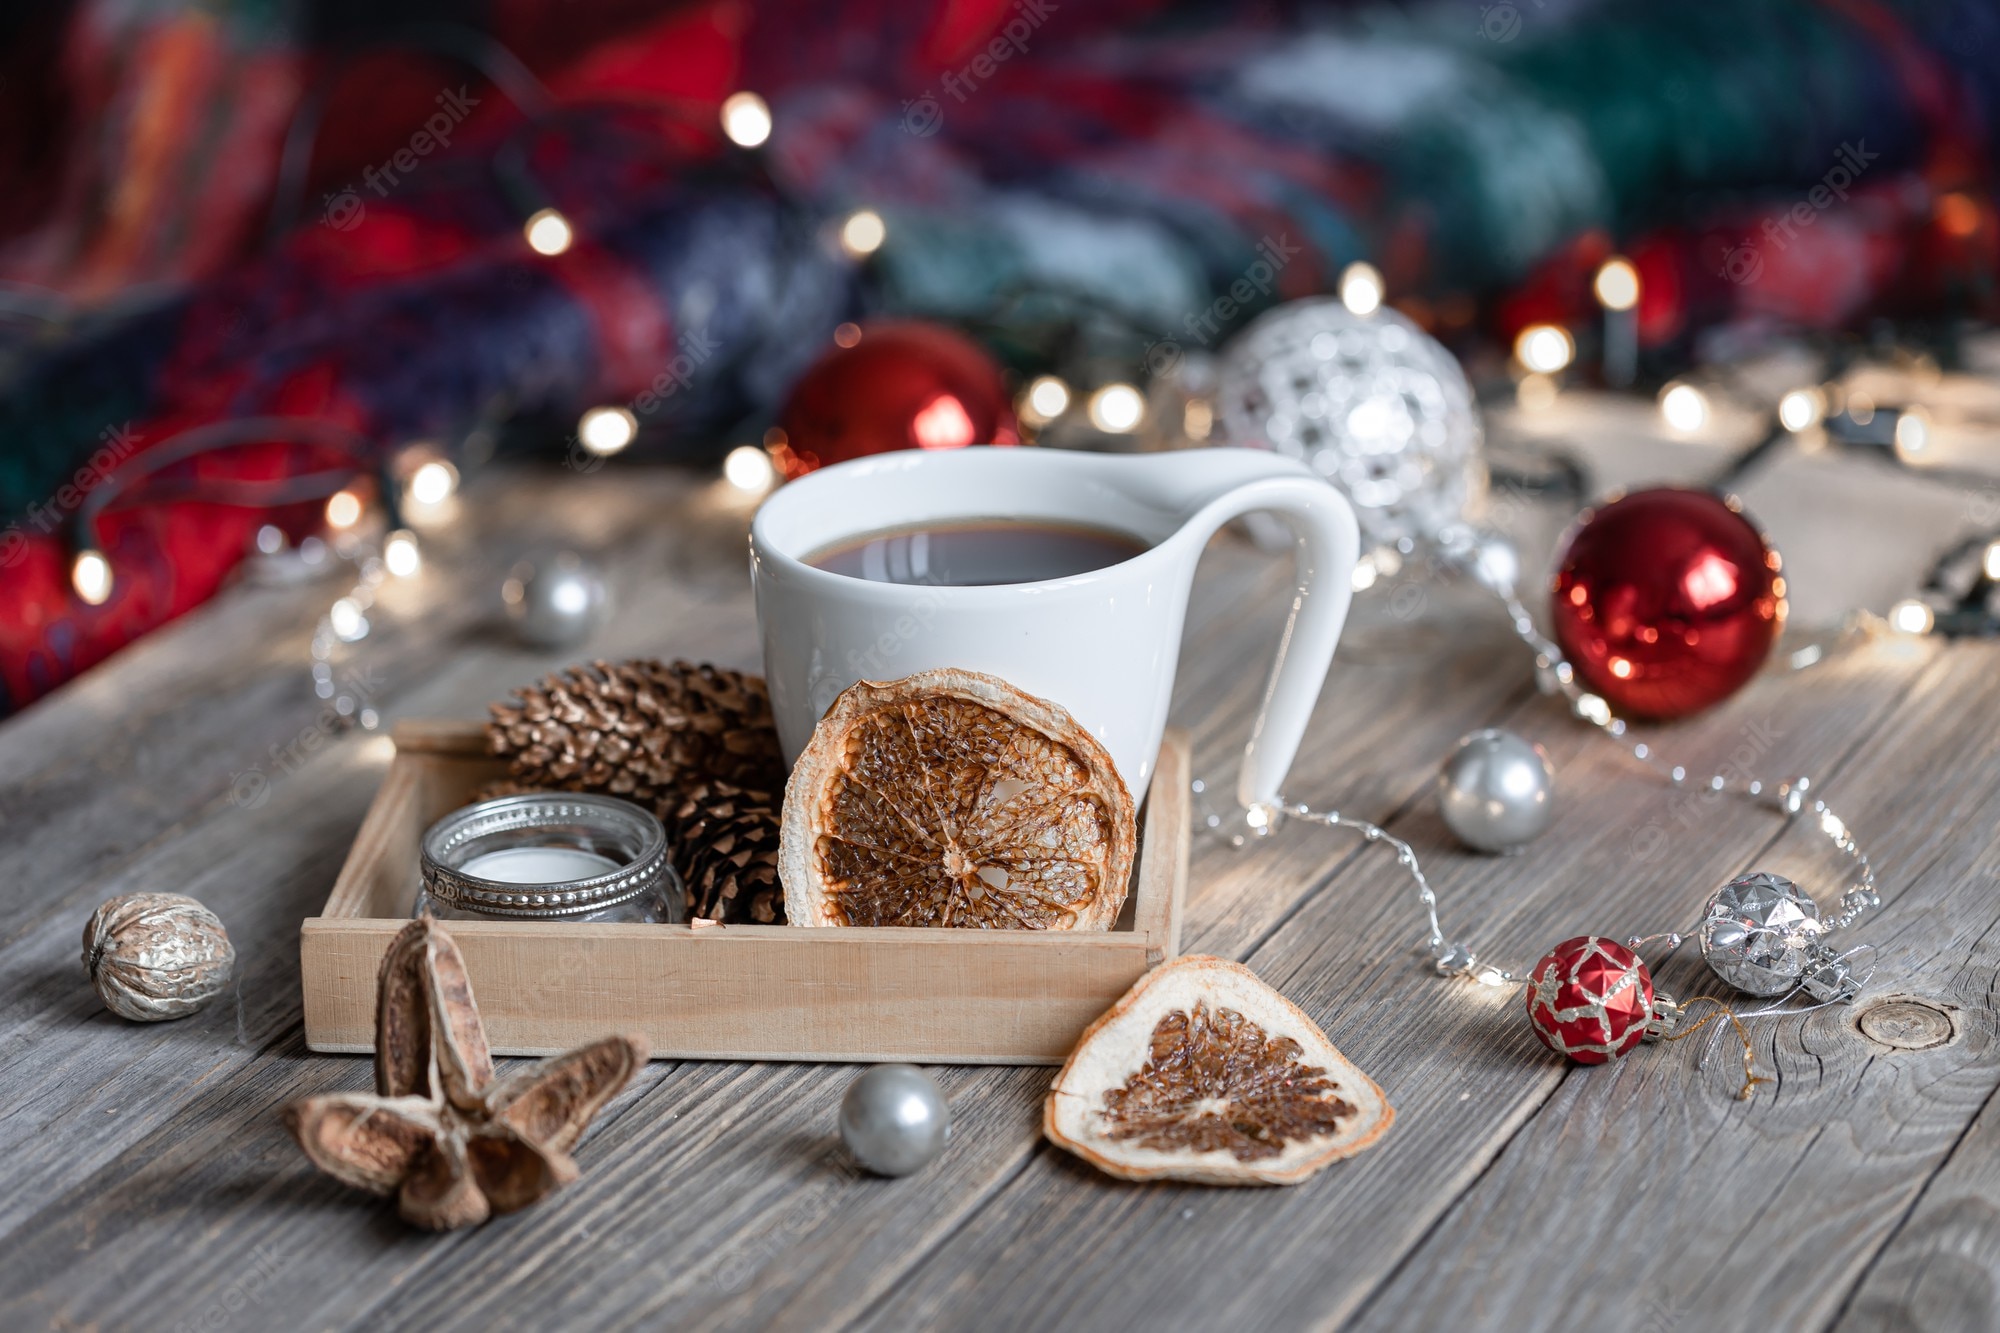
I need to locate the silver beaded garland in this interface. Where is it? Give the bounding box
[1215,299,1483,549]
[1436,729,1555,854]
[502,551,609,648]
[839,1065,950,1177]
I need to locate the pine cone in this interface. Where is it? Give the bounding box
[667,781,784,924]
[486,659,787,810]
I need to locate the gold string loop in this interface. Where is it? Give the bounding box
[1662,997,1769,1101]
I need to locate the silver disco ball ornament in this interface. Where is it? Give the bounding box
[1216,298,1483,548]
[1697,871,1824,996]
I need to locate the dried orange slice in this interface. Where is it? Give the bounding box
[1046,956,1394,1184]
[779,668,1136,929]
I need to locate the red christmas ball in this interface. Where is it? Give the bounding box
[1550,488,1785,720]
[772,321,1019,479]
[1524,935,1655,1064]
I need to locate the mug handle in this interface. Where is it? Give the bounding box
[1173,461,1360,814]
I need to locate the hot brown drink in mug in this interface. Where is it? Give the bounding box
[806,520,1148,587]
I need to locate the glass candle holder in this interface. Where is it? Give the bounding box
[419,792,683,923]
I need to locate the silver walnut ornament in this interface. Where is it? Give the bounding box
[1698,871,1824,996]
[83,893,235,1022]
[1216,298,1483,549]
[503,551,609,649]
[1437,729,1555,854]
[840,1064,951,1177]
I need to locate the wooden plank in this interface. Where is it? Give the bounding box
[1831,1086,2000,1331]
[0,1025,676,1333]
[11,437,1984,1333]
[852,631,1942,1333]
[1338,640,2000,1333]
[0,741,395,1241]
[0,481,1297,1330]
[0,468,762,1264]
[0,526,1529,1333]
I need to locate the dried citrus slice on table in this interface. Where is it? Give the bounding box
[779,668,1136,929]
[1046,956,1394,1184]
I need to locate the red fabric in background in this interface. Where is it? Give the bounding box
[0,2,760,711]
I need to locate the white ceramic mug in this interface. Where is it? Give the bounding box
[749,447,1359,807]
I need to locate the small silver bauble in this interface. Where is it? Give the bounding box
[502,551,609,648]
[1436,729,1555,853]
[1216,298,1484,549]
[1697,871,1824,996]
[840,1064,951,1177]
[83,893,235,1022]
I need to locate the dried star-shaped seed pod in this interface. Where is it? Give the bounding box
[284,917,646,1229]
[1045,956,1393,1185]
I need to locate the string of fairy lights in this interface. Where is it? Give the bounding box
[1496,256,1999,640]
[60,85,785,606]
[58,75,2000,676]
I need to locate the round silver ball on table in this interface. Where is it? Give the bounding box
[1437,728,1555,853]
[840,1065,951,1177]
[503,551,609,648]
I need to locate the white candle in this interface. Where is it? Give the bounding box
[461,846,620,885]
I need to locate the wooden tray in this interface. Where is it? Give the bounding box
[302,720,1189,1064]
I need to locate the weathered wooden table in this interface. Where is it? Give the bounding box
[6,402,1999,1331]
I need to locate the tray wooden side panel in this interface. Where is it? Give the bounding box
[301,920,1162,1063]
[1132,724,1190,963]
[301,722,1190,1064]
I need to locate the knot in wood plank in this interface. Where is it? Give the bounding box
[1856,997,1958,1051]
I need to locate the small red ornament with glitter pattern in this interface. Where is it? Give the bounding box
[1524,935,1656,1064]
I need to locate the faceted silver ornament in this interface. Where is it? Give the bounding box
[1698,872,1824,996]
[839,1064,951,1177]
[1436,729,1555,854]
[1216,298,1484,548]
